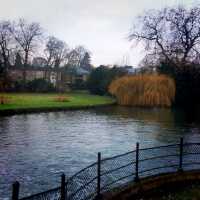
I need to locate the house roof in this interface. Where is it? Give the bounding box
[8,65,60,72]
[75,67,90,75]
[8,65,90,75]
[65,67,90,76]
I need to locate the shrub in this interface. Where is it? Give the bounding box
[71,79,87,90]
[11,80,26,92]
[109,74,175,107]
[174,66,200,108]
[157,63,200,108]
[0,95,11,105]
[87,66,126,95]
[0,72,12,92]
[27,79,55,92]
[54,96,70,102]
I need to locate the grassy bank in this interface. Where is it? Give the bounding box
[0,92,115,114]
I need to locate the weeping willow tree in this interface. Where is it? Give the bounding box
[109,74,175,107]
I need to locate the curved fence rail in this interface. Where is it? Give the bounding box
[11,138,200,200]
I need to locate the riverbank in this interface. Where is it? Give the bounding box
[0,92,116,116]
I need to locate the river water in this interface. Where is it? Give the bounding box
[0,106,200,199]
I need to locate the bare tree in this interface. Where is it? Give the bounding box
[139,54,159,68]
[0,20,13,70]
[0,20,15,91]
[44,36,57,67]
[67,46,89,68]
[10,19,43,81]
[67,49,80,67]
[75,45,88,66]
[129,6,200,67]
[44,36,69,68]
[54,41,69,68]
[32,57,47,67]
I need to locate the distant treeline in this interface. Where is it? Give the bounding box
[0,18,93,87]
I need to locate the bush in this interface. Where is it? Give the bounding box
[27,79,56,92]
[9,79,56,92]
[0,95,11,105]
[109,74,175,107]
[11,80,26,92]
[54,96,70,102]
[157,63,200,108]
[174,66,200,109]
[87,66,125,95]
[0,71,12,92]
[71,79,87,90]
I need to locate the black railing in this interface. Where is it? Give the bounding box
[11,138,200,200]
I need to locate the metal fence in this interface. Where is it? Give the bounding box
[11,138,200,200]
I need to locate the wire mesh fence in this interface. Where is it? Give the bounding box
[139,144,180,178]
[11,138,200,200]
[19,187,61,200]
[101,150,136,192]
[67,162,98,200]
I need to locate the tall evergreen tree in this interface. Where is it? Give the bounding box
[80,52,92,71]
[14,52,22,67]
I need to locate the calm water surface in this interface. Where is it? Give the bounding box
[0,106,200,199]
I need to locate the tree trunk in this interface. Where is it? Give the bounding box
[23,51,29,83]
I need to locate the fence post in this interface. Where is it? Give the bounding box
[179,138,183,172]
[65,180,68,200]
[12,181,20,200]
[61,173,66,200]
[135,142,140,182]
[96,152,102,199]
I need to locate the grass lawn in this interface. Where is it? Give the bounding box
[143,184,200,200]
[161,186,200,200]
[0,92,115,112]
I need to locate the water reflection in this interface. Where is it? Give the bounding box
[93,106,196,144]
[0,106,200,199]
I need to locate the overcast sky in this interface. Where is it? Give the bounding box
[0,0,199,66]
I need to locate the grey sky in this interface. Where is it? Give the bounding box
[0,0,199,66]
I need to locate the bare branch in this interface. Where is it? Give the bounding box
[129,6,200,66]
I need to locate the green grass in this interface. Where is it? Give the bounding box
[0,92,115,111]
